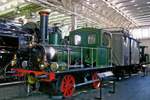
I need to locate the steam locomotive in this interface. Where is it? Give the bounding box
[12,12,112,97]
[0,11,147,97]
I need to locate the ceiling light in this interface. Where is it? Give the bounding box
[116,3,123,7]
[134,4,138,6]
[130,0,135,3]
[120,7,127,10]
[111,1,118,4]
[123,10,130,13]
[137,7,141,9]
[1,0,7,3]
[5,4,11,9]
[86,2,90,4]
[18,0,25,3]
[11,1,18,6]
[92,4,96,7]
[147,2,150,4]
[82,6,85,10]
[0,7,5,11]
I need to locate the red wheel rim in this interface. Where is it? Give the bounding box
[92,72,101,88]
[61,75,75,97]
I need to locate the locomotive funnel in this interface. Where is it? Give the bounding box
[39,11,49,44]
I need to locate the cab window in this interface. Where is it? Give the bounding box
[74,35,81,45]
[88,34,96,44]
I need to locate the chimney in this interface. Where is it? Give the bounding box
[39,11,49,44]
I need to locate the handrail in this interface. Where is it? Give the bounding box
[49,44,111,68]
[48,44,111,50]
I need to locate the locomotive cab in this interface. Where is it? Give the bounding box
[69,28,112,68]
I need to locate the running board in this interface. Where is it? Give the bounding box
[75,79,99,87]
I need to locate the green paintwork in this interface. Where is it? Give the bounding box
[69,28,101,47]
[69,27,111,68]
[46,27,111,71]
[52,47,80,64]
[49,28,62,45]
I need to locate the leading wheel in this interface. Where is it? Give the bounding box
[60,75,75,97]
[92,72,101,89]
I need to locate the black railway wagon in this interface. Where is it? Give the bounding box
[109,28,140,78]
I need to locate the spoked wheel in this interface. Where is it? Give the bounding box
[60,75,75,97]
[92,72,101,89]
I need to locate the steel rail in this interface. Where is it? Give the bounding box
[0,81,25,87]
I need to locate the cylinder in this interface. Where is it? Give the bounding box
[39,11,50,44]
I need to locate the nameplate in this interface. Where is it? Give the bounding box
[97,71,114,78]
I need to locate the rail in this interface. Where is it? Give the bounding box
[0,81,25,87]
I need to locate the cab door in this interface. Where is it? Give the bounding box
[96,31,111,67]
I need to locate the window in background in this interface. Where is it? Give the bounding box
[130,27,150,39]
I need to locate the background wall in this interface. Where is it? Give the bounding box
[139,38,150,54]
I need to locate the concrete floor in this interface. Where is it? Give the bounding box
[0,74,150,100]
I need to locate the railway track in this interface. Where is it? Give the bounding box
[0,81,25,87]
[0,80,27,100]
